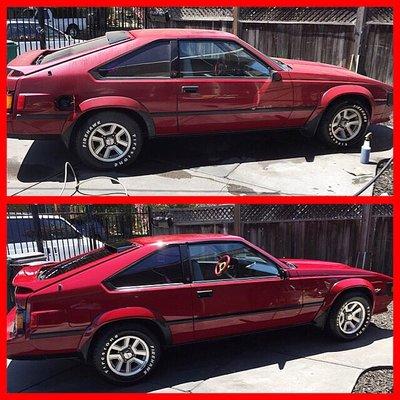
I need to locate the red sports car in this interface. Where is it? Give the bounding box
[7,29,392,170]
[7,234,392,384]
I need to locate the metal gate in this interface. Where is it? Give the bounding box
[7,204,151,262]
[7,7,148,55]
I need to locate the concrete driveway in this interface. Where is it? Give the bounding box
[7,322,392,393]
[7,124,392,196]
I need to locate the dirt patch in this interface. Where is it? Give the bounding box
[159,170,193,180]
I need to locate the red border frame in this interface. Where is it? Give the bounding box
[1,1,397,397]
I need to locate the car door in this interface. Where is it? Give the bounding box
[176,39,294,134]
[105,244,194,343]
[187,241,302,341]
[94,40,178,135]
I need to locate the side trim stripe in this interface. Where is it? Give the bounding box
[168,300,324,325]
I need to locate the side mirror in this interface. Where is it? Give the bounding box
[271,71,282,82]
[279,269,288,279]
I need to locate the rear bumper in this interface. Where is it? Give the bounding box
[7,113,66,140]
[7,307,83,360]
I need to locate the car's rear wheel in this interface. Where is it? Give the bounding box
[74,111,143,170]
[318,100,370,148]
[328,292,371,340]
[92,323,161,385]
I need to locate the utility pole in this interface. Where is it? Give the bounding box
[232,7,240,36]
[354,7,368,75]
[36,8,47,50]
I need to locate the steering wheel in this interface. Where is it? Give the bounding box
[214,60,226,76]
[215,254,231,276]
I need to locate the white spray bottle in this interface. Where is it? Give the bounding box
[360,132,372,164]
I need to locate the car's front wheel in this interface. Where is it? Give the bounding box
[74,111,143,170]
[92,323,161,384]
[328,292,371,340]
[318,100,370,148]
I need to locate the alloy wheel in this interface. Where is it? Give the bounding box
[338,300,366,335]
[88,123,133,163]
[331,108,363,142]
[106,335,150,377]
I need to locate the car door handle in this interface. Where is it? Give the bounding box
[197,289,213,298]
[182,85,199,93]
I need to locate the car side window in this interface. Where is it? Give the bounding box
[188,242,280,281]
[40,218,81,240]
[108,245,183,288]
[179,40,271,78]
[96,41,171,78]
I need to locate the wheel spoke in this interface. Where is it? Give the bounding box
[135,350,147,357]
[131,357,145,366]
[108,354,123,361]
[103,147,112,159]
[113,146,124,156]
[94,143,105,155]
[115,359,124,372]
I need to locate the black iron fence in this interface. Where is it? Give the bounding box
[7,204,151,263]
[7,7,147,54]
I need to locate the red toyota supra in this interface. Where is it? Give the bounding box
[7,29,392,170]
[7,234,392,384]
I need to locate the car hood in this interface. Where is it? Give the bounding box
[276,57,389,87]
[281,258,381,278]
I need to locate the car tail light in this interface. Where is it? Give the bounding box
[16,94,26,112]
[7,93,13,111]
[15,307,26,334]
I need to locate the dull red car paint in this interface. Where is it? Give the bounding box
[7,234,392,361]
[7,29,392,142]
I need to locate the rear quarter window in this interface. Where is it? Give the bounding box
[107,245,183,288]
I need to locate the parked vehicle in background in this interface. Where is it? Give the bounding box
[7,20,78,54]
[7,29,393,170]
[7,214,101,262]
[7,234,392,384]
[18,7,87,38]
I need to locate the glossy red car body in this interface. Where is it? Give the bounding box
[7,29,392,143]
[7,234,392,361]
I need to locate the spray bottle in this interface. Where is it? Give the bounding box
[360,132,372,164]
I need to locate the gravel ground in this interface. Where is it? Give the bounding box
[353,368,393,393]
[373,160,393,196]
[352,302,393,393]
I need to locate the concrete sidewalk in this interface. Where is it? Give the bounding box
[7,124,392,196]
[7,322,392,393]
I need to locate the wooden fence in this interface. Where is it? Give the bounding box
[152,205,393,275]
[149,7,393,84]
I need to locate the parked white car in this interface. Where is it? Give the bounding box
[7,214,102,262]
[18,7,87,38]
[7,20,80,54]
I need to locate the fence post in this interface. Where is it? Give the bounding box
[234,204,242,236]
[30,205,44,253]
[358,204,372,268]
[148,206,154,235]
[37,8,47,50]
[354,7,368,75]
[232,7,240,36]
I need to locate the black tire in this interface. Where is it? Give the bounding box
[74,111,143,170]
[318,100,370,148]
[92,323,161,385]
[328,292,372,341]
[66,24,80,38]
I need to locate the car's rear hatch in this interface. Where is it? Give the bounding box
[12,241,139,307]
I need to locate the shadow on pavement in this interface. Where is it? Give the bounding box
[14,125,393,184]
[7,322,392,393]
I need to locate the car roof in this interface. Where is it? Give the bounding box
[132,233,243,246]
[129,28,237,40]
